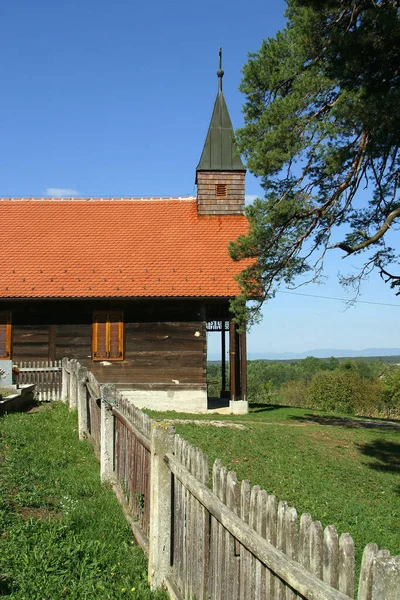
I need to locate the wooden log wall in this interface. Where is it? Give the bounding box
[56,321,206,384]
[5,300,212,386]
[13,326,49,360]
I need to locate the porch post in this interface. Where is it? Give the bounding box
[240,328,247,402]
[235,326,241,398]
[221,324,226,396]
[229,320,236,402]
[229,322,249,415]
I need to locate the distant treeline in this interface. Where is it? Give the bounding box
[207,356,400,418]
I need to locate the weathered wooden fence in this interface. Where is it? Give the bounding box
[112,396,152,543]
[62,358,399,600]
[15,360,62,401]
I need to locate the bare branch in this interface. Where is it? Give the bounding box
[331,207,400,255]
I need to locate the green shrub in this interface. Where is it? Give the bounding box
[380,365,400,417]
[307,370,381,415]
[279,380,310,407]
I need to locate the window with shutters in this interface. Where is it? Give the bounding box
[0,312,12,359]
[92,311,124,361]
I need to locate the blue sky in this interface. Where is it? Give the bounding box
[1,0,399,356]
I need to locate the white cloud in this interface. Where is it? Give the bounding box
[46,187,79,197]
[245,194,260,204]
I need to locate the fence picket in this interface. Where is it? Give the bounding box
[219,465,228,600]
[249,485,261,600]
[265,493,277,598]
[324,525,339,590]
[187,445,195,600]
[239,480,251,600]
[226,470,240,600]
[339,533,355,598]
[358,543,379,600]
[299,513,312,571]
[173,436,183,594]
[310,521,324,580]
[285,506,298,600]
[276,501,288,599]
[255,489,267,600]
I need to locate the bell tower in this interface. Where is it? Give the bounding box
[196,49,246,216]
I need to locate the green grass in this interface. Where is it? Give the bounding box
[0,403,167,600]
[145,404,400,572]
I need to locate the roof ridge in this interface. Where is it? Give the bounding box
[0,196,197,202]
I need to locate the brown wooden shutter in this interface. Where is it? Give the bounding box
[108,312,123,359]
[93,313,108,359]
[0,312,11,359]
[93,311,123,361]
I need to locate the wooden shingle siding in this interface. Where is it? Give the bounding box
[197,171,245,215]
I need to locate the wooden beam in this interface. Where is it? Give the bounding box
[229,321,236,401]
[221,325,226,393]
[49,324,56,362]
[240,329,247,402]
[235,326,241,399]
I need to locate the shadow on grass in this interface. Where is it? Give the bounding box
[249,403,290,414]
[356,439,400,479]
[290,413,400,431]
[0,577,13,594]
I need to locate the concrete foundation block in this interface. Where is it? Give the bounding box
[230,400,249,415]
[121,388,208,414]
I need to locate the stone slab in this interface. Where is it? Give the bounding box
[0,360,13,386]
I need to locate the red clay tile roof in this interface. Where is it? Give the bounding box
[0,197,250,299]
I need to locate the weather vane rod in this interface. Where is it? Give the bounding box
[217,47,224,93]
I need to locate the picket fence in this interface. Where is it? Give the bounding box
[15,360,62,401]
[60,358,399,599]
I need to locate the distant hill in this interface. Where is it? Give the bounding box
[247,348,400,360]
[208,348,400,361]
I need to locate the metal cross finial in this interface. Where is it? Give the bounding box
[217,47,224,92]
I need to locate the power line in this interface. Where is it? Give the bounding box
[278,290,400,308]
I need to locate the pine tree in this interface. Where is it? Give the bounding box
[230,0,400,325]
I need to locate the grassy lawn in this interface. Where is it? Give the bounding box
[146,405,400,572]
[0,403,167,600]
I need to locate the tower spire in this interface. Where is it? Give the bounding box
[217,47,224,93]
[195,50,246,215]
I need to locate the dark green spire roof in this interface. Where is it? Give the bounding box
[196,50,246,177]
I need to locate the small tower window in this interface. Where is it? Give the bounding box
[216,184,228,198]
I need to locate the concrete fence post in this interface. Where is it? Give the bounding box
[77,365,89,440]
[100,383,116,483]
[371,555,400,599]
[69,359,78,411]
[61,357,69,403]
[148,422,175,591]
